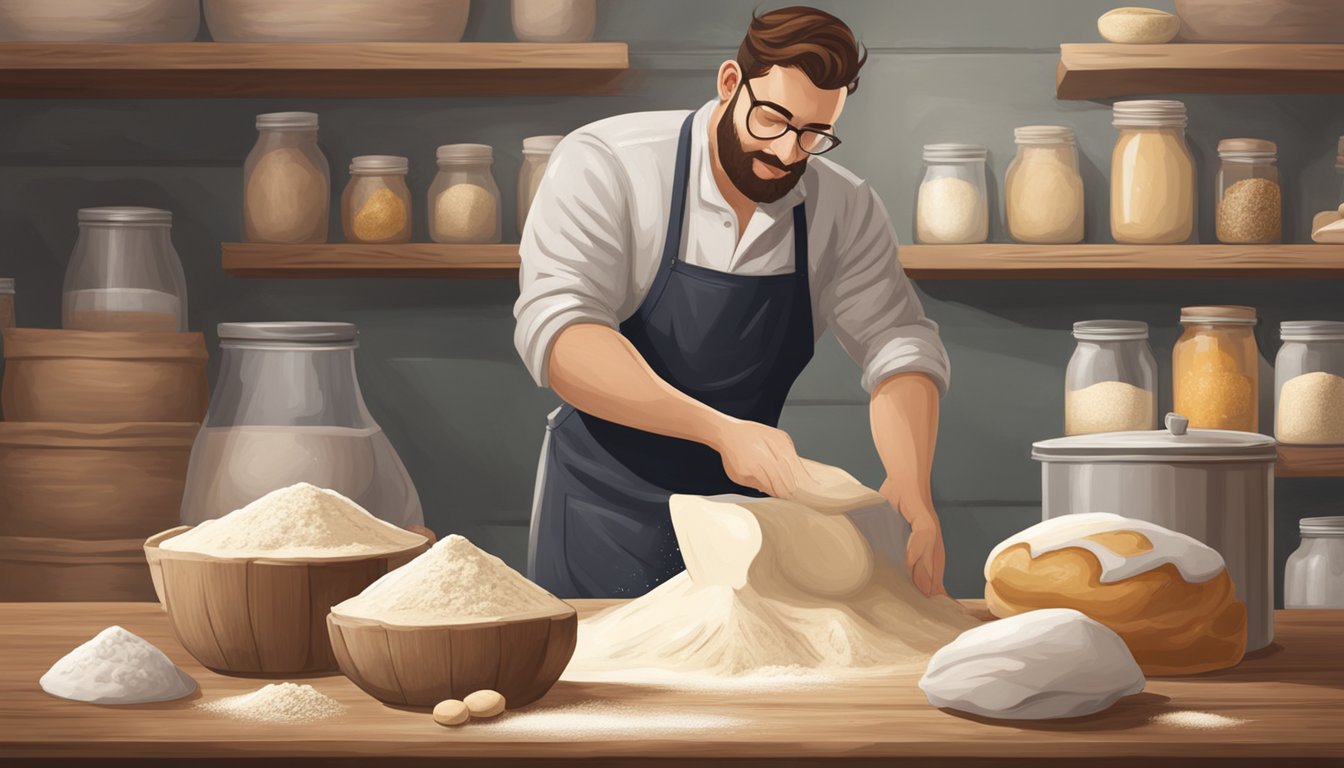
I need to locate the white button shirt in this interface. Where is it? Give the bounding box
[513,100,950,395]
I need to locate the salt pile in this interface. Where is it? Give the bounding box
[332,534,570,625]
[199,683,344,723]
[40,626,196,705]
[162,482,424,558]
[1151,711,1247,730]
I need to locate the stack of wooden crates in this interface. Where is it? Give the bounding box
[0,327,208,601]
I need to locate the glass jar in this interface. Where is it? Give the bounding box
[1005,126,1084,244]
[1275,321,1344,445]
[1111,100,1196,244]
[0,278,13,330]
[243,112,330,244]
[342,155,412,244]
[180,322,424,529]
[429,144,501,244]
[1284,517,1344,609]
[511,0,596,42]
[916,143,988,245]
[1173,306,1259,432]
[62,207,188,333]
[1064,320,1158,435]
[1336,136,1344,205]
[518,135,562,235]
[1216,139,1281,245]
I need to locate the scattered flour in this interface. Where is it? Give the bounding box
[40,626,196,705]
[1151,710,1247,730]
[162,482,424,559]
[199,683,345,723]
[332,534,570,625]
[473,701,745,738]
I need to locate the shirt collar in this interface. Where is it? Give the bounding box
[690,99,808,218]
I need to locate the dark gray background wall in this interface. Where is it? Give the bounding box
[2,0,1339,604]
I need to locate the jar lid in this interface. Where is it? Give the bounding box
[1218,138,1277,158]
[1180,305,1258,326]
[922,143,987,162]
[256,111,318,130]
[436,144,494,163]
[1072,319,1149,341]
[1033,413,1278,464]
[1113,100,1188,128]
[349,155,409,174]
[1301,516,1344,536]
[1014,125,1076,145]
[217,322,358,344]
[0,278,13,294]
[1281,320,1344,341]
[77,207,172,225]
[523,135,564,154]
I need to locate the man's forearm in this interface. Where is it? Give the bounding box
[547,323,733,448]
[870,372,941,527]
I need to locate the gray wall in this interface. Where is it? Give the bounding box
[2,0,1340,604]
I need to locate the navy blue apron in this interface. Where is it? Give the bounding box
[529,111,815,598]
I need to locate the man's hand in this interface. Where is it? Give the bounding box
[880,478,947,597]
[712,419,809,499]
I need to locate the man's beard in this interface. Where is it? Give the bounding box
[716,91,808,204]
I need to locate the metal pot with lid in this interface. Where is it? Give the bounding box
[1032,413,1276,650]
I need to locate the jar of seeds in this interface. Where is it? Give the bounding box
[1216,139,1281,244]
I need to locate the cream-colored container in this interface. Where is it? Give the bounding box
[243,112,330,244]
[342,156,412,244]
[1111,100,1196,245]
[916,144,989,245]
[204,0,469,42]
[511,0,596,43]
[1005,126,1084,244]
[1275,322,1344,445]
[0,0,200,42]
[429,144,502,245]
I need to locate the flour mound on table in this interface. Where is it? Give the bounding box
[40,626,196,705]
[199,683,344,723]
[333,534,570,625]
[161,482,424,558]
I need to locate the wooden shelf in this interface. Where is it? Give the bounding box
[222,243,521,278]
[899,244,1344,279]
[1057,43,1344,99]
[1276,445,1344,478]
[0,42,629,98]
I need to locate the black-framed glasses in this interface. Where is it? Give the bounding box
[740,79,842,156]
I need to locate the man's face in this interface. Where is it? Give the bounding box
[718,65,847,204]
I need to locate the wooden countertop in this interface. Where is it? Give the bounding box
[2,600,1342,767]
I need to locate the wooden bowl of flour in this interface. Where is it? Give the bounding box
[144,525,428,674]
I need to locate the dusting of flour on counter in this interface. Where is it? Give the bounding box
[332,534,570,625]
[1151,711,1247,730]
[40,626,196,705]
[162,482,424,558]
[199,683,344,723]
[474,701,745,738]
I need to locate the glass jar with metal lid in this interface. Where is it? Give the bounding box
[1111,100,1196,244]
[179,322,424,530]
[243,111,330,244]
[1285,516,1344,608]
[428,144,501,244]
[1275,321,1344,444]
[1216,138,1281,245]
[342,155,412,244]
[0,277,13,330]
[1005,125,1084,244]
[1065,320,1158,435]
[1173,305,1259,432]
[916,143,988,244]
[518,135,562,235]
[62,207,188,333]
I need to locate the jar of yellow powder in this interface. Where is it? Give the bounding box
[1173,306,1260,432]
[1111,100,1196,245]
[341,155,412,244]
[428,144,501,244]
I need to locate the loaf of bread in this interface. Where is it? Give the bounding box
[984,513,1246,676]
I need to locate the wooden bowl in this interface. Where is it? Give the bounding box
[1174,0,1344,43]
[327,607,577,708]
[144,526,429,674]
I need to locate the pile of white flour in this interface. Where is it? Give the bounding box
[199,683,344,723]
[333,534,570,625]
[163,482,424,558]
[40,626,196,705]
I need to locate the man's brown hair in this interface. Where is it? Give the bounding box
[736,6,867,94]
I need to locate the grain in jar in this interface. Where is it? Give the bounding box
[1173,306,1259,432]
[1216,139,1280,245]
[1064,320,1158,435]
[518,135,562,235]
[1111,100,1195,244]
[342,156,412,244]
[243,112,330,244]
[916,144,988,245]
[1275,321,1344,445]
[429,144,501,244]
[1005,126,1084,244]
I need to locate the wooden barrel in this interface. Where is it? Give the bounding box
[1,328,208,423]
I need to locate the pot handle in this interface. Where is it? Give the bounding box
[1165,412,1189,436]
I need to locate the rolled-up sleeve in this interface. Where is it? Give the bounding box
[821,184,951,395]
[513,134,633,387]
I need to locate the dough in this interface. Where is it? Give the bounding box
[984,513,1247,675]
[920,608,1145,720]
[791,458,889,515]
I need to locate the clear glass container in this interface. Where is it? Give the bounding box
[518,135,562,235]
[180,322,424,529]
[511,0,596,42]
[429,144,502,244]
[1111,100,1196,245]
[1284,516,1344,609]
[1275,321,1344,445]
[1064,320,1158,435]
[916,143,988,245]
[0,277,13,330]
[1005,125,1084,244]
[342,155,412,244]
[1173,305,1259,432]
[1216,138,1280,245]
[62,207,188,333]
[1336,136,1344,204]
[243,112,330,244]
